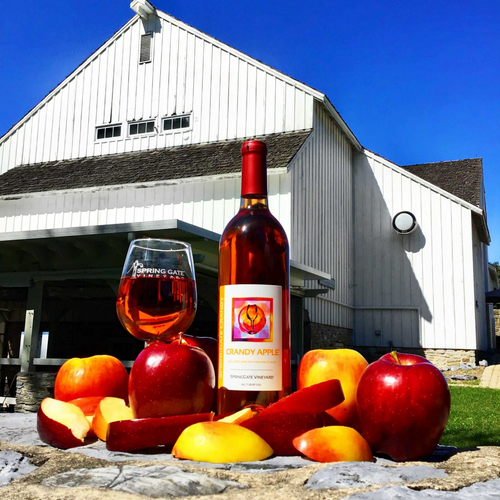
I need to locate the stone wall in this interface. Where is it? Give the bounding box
[15,373,56,413]
[495,309,500,337]
[352,346,478,368]
[308,323,353,350]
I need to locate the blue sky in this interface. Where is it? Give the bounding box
[1,0,499,261]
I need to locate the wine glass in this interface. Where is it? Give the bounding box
[116,239,197,343]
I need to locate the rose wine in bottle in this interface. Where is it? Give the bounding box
[217,140,291,414]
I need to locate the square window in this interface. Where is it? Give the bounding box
[97,128,105,139]
[164,119,172,130]
[130,124,138,135]
[147,121,155,133]
[173,117,181,129]
[105,128,113,138]
[138,122,146,134]
[113,126,121,137]
[182,116,190,128]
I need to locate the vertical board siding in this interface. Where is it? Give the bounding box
[0,172,291,242]
[354,151,477,350]
[0,13,314,174]
[290,102,354,330]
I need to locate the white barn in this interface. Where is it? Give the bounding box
[0,0,492,403]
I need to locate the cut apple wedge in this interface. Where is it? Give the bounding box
[106,412,214,452]
[37,398,91,449]
[217,408,256,425]
[293,425,373,463]
[173,422,273,463]
[93,397,133,441]
[258,379,344,416]
[241,410,326,456]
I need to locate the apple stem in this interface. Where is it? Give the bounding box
[390,351,400,364]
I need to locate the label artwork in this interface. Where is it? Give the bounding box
[219,284,282,391]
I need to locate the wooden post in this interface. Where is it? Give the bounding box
[21,280,44,372]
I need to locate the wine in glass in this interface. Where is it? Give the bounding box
[116,239,197,343]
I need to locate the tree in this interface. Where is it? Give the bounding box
[491,262,500,284]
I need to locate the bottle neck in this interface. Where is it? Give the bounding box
[240,196,268,209]
[241,147,267,199]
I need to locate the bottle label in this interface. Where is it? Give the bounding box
[219,284,282,391]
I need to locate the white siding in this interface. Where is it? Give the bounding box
[290,101,354,329]
[0,172,291,241]
[472,225,489,350]
[354,150,477,350]
[0,12,314,174]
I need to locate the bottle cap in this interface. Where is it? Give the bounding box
[241,140,267,197]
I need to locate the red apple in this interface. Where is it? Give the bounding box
[106,412,214,452]
[298,349,368,430]
[129,341,215,419]
[356,351,451,461]
[68,396,105,415]
[55,355,128,402]
[181,335,218,374]
[37,398,91,449]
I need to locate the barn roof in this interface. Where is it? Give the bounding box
[402,158,489,244]
[402,158,483,208]
[0,130,311,197]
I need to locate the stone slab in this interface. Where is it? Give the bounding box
[305,462,447,490]
[0,413,43,446]
[68,441,315,472]
[0,450,37,485]
[343,478,500,499]
[42,464,247,498]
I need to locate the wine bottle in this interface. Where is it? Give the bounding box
[217,140,291,414]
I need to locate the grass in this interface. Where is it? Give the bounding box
[440,386,500,448]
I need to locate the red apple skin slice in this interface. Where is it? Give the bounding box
[37,407,85,449]
[240,410,326,456]
[258,379,344,416]
[106,412,214,452]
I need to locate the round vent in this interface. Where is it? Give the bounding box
[392,211,417,235]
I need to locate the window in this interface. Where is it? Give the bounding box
[96,125,121,140]
[129,120,155,136]
[163,114,190,132]
[140,33,152,63]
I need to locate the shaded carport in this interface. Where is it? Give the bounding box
[0,219,329,406]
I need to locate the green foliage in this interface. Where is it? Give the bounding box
[440,386,500,448]
[490,261,500,282]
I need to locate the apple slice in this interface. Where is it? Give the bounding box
[93,397,133,441]
[173,422,273,463]
[241,410,326,456]
[258,379,344,416]
[37,398,91,449]
[217,408,256,425]
[293,426,373,462]
[106,412,214,452]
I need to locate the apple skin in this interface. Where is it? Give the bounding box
[106,412,214,452]
[129,341,216,419]
[37,399,90,449]
[298,349,368,429]
[55,355,128,403]
[241,410,330,456]
[356,352,451,462]
[258,379,344,416]
[68,397,105,415]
